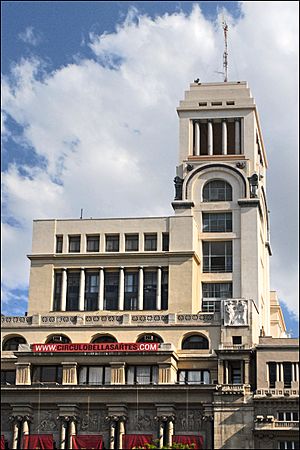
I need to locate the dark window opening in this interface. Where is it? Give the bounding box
[161,268,169,310]
[104,271,119,310]
[203,241,232,273]
[125,234,139,251]
[105,235,119,252]
[32,366,62,385]
[144,271,157,310]
[268,362,277,388]
[66,271,80,311]
[227,121,236,154]
[1,370,16,385]
[200,122,208,155]
[2,336,27,351]
[213,122,222,155]
[202,212,232,232]
[91,335,117,343]
[124,272,139,310]
[56,235,63,253]
[182,335,209,350]
[232,336,242,345]
[53,272,62,311]
[85,272,99,311]
[162,233,169,251]
[69,235,80,252]
[144,234,157,251]
[283,362,292,388]
[86,235,100,252]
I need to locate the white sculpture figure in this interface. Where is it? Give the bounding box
[225,300,236,325]
[224,300,248,325]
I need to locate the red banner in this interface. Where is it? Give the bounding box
[32,342,159,353]
[72,435,103,449]
[23,434,54,449]
[172,435,204,449]
[122,434,153,449]
[1,435,5,450]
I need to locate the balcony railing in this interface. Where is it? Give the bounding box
[255,421,299,430]
[1,312,220,328]
[255,388,299,397]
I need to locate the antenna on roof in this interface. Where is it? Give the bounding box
[80,208,83,219]
[222,18,228,82]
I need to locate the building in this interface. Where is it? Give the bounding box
[1,81,299,450]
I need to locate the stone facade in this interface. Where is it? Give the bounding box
[1,81,299,450]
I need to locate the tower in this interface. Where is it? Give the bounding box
[173,81,271,339]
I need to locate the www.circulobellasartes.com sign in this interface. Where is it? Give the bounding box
[32,342,160,352]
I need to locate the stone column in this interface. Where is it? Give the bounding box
[138,267,144,310]
[280,363,284,382]
[276,363,280,382]
[69,418,76,450]
[235,119,240,154]
[296,363,299,382]
[98,267,104,310]
[11,419,20,450]
[22,418,29,437]
[79,268,85,311]
[118,267,125,311]
[60,419,68,450]
[109,420,116,450]
[208,121,213,155]
[244,360,250,384]
[61,268,67,311]
[225,361,229,384]
[222,120,227,155]
[156,267,162,310]
[167,418,174,447]
[194,121,200,156]
[240,360,244,384]
[119,416,126,450]
[218,360,224,384]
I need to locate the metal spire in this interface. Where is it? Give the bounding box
[222,19,228,82]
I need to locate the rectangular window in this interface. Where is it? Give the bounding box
[231,366,242,384]
[178,370,210,385]
[268,362,277,388]
[69,235,81,252]
[203,241,232,272]
[161,268,169,310]
[56,235,63,253]
[232,336,242,345]
[104,271,119,310]
[66,271,80,311]
[85,272,99,311]
[227,121,236,155]
[1,370,16,385]
[105,235,119,252]
[144,234,157,251]
[78,366,111,385]
[283,362,292,388]
[125,234,139,252]
[126,366,158,385]
[32,366,62,384]
[124,271,139,310]
[202,212,232,232]
[202,282,232,312]
[86,235,100,252]
[144,271,157,310]
[53,271,62,311]
[213,122,222,155]
[162,233,169,251]
[278,442,299,450]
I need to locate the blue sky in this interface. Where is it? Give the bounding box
[1,1,299,337]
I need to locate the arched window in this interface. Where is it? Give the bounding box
[137,334,163,344]
[2,336,27,351]
[46,335,71,344]
[182,334,209,350]
[91,335,117,344]
[203,180,232,202]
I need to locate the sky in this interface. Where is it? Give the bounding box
[1,1,299,336]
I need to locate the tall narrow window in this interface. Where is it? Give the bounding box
[144,271,157,310]
[85,272,99,311]
[144,234,157,251]
[268,362,277,388]
[105,235,119,252]
[104,271,119,310]
[66,272,80,311]
[162,233,169,251]
[53,272,62,311]
[86,235,100,252]
[213,122,222,155]
[202,212,232,232]
[161,268,169,310]
[124,271,139,310]
[56,236,63,253]
[125,234,139,251]
[69,235,81,252]
[283,362,292,388]
[227,121,236,154]
[203,241,232,273]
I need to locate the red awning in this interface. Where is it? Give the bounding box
[72,435,103,449]
[122,434,153,449]
[23,434,54,449]
[1,435,5,450]
[172,435,204,449]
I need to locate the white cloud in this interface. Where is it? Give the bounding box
[18,26,43,46]
[2,2,299,317]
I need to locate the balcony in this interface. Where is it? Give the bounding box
[216,384,251,395]
[255,389,299,397]
[255,420,299,431]
[218,344,251,350]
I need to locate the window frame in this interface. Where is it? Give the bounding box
[178,370,210,385]
[86,235,100,252]
[125,234,139,252]
[78,366,111,385]
[203,180,232,202]
[68,235,81,253]
[32,365,63,385]
[56,235,63,253]
[105,234,120,252]
[126,365,159,385]
[202,212,232,233]
[203,241,233,273]
[144,233,157,251]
